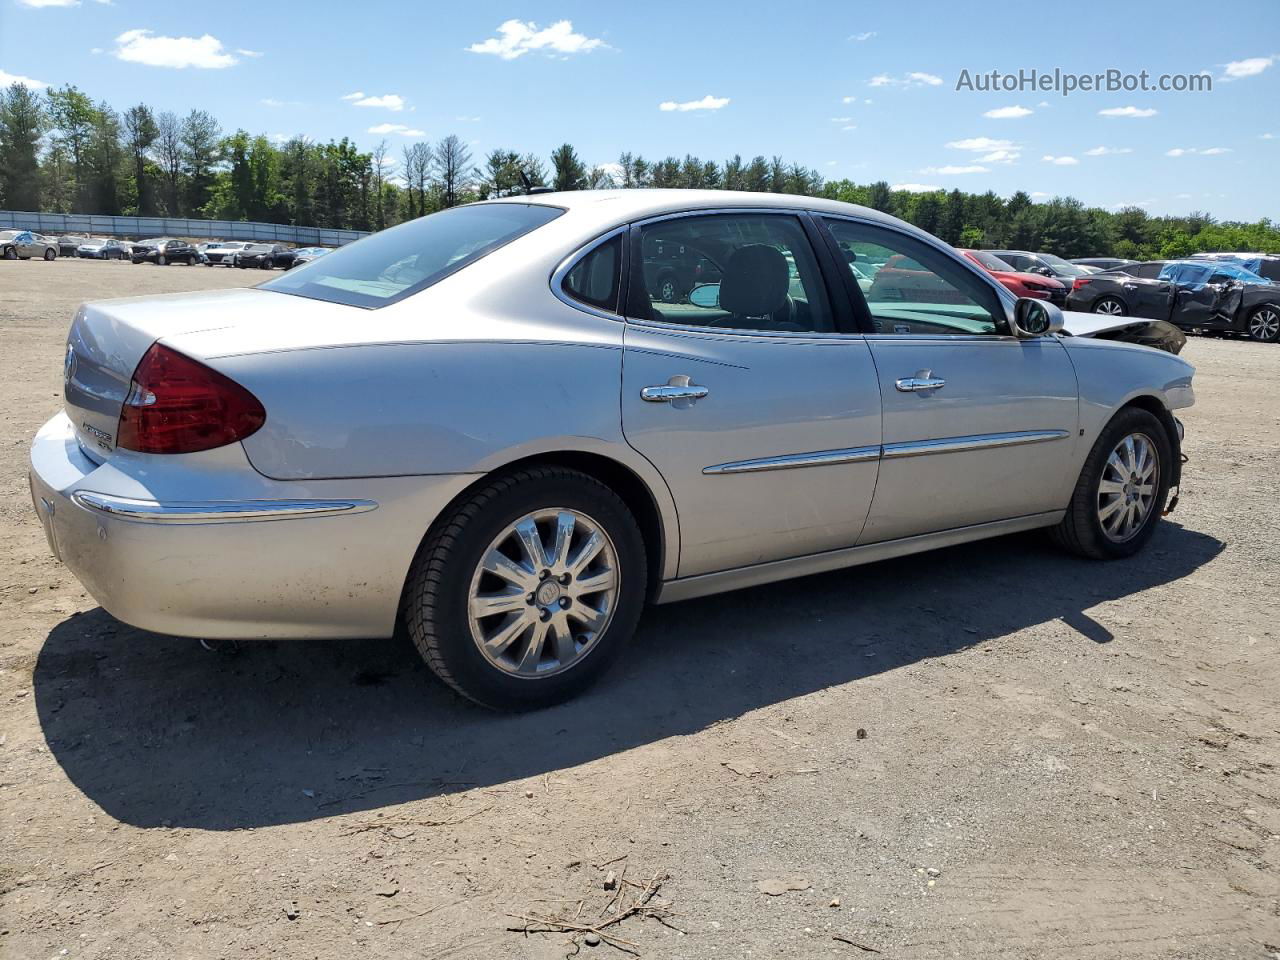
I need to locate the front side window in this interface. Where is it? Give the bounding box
[970,250,1016,272]
[825,218,1004,336]
[562,234,622,313]
[264,202,564,309]
[629,214,833,333]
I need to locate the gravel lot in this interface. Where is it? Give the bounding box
[2,259,1278,959]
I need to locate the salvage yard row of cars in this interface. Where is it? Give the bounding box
[0,230,331,269]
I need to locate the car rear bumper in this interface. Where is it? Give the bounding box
[29,412,477,640]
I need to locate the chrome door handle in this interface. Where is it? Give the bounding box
[895,369,946,393]
[641,375,709,404]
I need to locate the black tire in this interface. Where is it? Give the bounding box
[1092,296,1127,317]
[260,259,272,270]
[43,248,55,261]
[186,255,196,266]
[157,254,166,266]
[402,466,647,710]
[1051,407,1173,560]
[1,247,14,260]
[657,271,680,303]
[1245,304,1280,343]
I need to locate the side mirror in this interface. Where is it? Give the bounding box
[688,283,721,308]
[1010,297,1064,338]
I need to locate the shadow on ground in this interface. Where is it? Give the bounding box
[34,522,1222,830]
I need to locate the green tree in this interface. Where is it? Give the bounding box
[0,83,46,209]
[122,104,159,215]
[45,85,96,210]
[550,143,586,191]
[180,109,222,214]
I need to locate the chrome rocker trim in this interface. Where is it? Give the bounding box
[703,444,881,475]
[71,492,378,525]
[656,511,1064,604]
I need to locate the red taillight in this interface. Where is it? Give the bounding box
[116,343,265,454]
[1072,277,1092,291]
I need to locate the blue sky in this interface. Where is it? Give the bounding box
[1,0,1277,219]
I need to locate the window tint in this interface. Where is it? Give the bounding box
[630,214,833,333]
[562,234,621,313]
[264,202,564,309]
[825,219,1003,336]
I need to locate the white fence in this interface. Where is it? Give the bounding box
[0,210,369,246]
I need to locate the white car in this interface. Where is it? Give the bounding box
[30,190,1195,710]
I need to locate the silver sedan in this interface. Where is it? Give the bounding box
[29,191,1195,709]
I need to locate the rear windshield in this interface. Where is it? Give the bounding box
[263,203,564,308]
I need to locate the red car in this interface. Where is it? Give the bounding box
[958,249,1068,305]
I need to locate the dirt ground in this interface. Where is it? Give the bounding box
[1,258,1278,959]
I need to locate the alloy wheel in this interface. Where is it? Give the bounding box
[1094,298,1125,316]
[1097,432,1160,543]
[467,508,619,678]
[1248,308,1279,342]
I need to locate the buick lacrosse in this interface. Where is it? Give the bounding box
[30,191,1195,709]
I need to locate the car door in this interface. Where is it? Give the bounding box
[820,217,1080,544]
[17,231,37,256]
[619,211,883,578]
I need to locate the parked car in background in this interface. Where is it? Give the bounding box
[1189,252,1280,282]
[30,190,1195,709]
[57,235,88,257]
[1072,257,1137,271]
[234,243,287,269]
[1,229,59,260]
[77,238,130,260]
[986,250,1093,284]
[203,241,250,266]
[288,246,332,269]
[1067,259,1280,342]
[958,249,1068,305]
[130,238,200,266]
[642,234,723,302]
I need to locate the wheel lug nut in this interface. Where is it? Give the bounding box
[539,569,550,580]
[559,573,571,585]
[527,593,536,604]
[560,597,571,609]
[539,608,551,621]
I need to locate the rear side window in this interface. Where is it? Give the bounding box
[562,235,622,313]
[264,203,564,308]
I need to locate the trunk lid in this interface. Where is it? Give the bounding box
[62,288,282,461]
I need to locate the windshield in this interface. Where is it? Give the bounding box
[263,203,564,308]
[1037,253,1090,277]
[971,251,1015,271]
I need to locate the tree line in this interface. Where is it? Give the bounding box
[1,81,1276,259]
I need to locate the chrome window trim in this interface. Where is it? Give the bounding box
[549,225,630,323]
[703,444,882,475]
[72,492,378,525]
[881,430,1069,459]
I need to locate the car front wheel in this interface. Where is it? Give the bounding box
[2,247,15,260]
[157,254,166,266]
[1052,407,1172,560]
[43,249,55,261]
[1246,305,1280,343]
[402,466,647,710]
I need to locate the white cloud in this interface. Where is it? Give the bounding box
[16,0,107,6]
[842,96,874,104]
[260,98,298,107]
[1083,146,1133,156]
[841,125,857,131]
[1200,146,1232,155]
[1165,148,1189,157]
[1042,155,1079,165]
[236,48,263,58]
[947,136,1013,152]
[1222,56,1274,80]
[659,94,729,112]
[870,72,942,88]
[891,183,940,193]
[467,19,606,60]
[343,93,406,111]
[1261,132,1275,139]
[1098,106,1158,118]
[0,68,49,89]
[455,115,482,122]
[1175,192,1193,199]
[978,149,1020,163]
[1166,147,1232,157]
[368,123,425,136]
[593,162,623,186]
[849,31,876,41]
[1030,191,1051,198]
[1037,100,1050,108]
[983,105,1032,119]
[921,164,989,175]
[830,116,852,123]
[113,29,238,69]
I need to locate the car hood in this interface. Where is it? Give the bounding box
[999,270,1065,288]
[1059,310,1152,337]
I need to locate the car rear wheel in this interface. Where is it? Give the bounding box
[1052,407,1172,560]
[1246,305,1280,343]
[657,271,680,303]
[402,466,647,710]
[1093,296,1127,316]
[157,254,166,266]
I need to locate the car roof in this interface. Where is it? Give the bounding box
[481,189,907,231]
